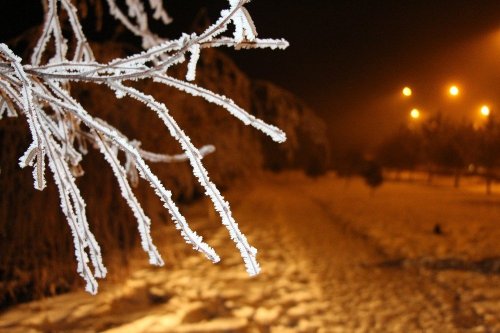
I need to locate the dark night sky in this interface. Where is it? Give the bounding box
[3,1,500,148]
[228,1,500,148]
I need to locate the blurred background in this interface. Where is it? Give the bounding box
[2,1,500,332]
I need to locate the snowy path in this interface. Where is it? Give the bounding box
[243,177,455,332]
[2,172,500,332]
[288,173,500,332]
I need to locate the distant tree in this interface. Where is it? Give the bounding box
[419,113,444,184]
[361,159,383,195]
[377,126,421,180]
[334,148,365,183]
[299,119,330,178]
[0,0,288,293]
[474,116,500,195]
[429,121,474,188]
[418,113,470,186]
[251,81,330,176]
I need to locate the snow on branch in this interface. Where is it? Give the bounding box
[0,0,288,293]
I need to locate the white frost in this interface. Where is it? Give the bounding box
[0,0,288,293]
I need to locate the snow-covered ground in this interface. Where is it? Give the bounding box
[1,171,500,332]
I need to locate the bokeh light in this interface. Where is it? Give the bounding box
[480,105,490,117]
[449,85,459,96]
[402,87,412,97]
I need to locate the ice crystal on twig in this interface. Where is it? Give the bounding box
[0,0,288,293]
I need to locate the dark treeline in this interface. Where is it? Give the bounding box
[331,113,500,194]
[375,113,500,194]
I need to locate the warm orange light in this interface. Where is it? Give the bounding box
[480,105,490,117]
[410,108,420,119]
[402,87,412,97]
[449,85,459,96]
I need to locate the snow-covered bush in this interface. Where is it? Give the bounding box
[0,0,288,294]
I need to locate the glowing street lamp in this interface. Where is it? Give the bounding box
[402,86,412,97]
[410,108,420,120]
[480,105,490,117]
[448,85,459,97]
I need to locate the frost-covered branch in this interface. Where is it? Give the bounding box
[0,0,288,293]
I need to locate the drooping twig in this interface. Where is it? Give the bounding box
[0,0,288,293]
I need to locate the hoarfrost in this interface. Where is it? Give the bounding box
[0,0,288,293]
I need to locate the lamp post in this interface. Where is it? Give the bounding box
[401,86,419,125]
[410,108,420,120]
[475,105,491,129]
[402,86,412,97]
[448,85,460,97]
[480,105,490,118]
[479,105,494,194]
